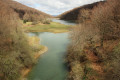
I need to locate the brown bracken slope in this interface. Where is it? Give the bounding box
[0,0,52,22]
[58,1,105,21]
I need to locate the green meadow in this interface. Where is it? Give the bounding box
[24,22,72,33]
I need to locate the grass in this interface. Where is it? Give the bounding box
[23,22,72,33]
[28,36,45,52]
[26,22,33,25]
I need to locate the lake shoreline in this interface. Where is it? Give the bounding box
[27,32,69,80]
[20,36,48,80]
[21,46,48,80]
[23,20,73,33]
[25,30,69,33]
[23,19,76,80]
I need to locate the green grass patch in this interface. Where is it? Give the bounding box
[24,22,72,33]
[28,36,44,52]
[26,22,33,25]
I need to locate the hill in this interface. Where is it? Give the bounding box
[58,1,105,22]
[0,0,52,22]
[67,0,120,80]
[0,0,48,80]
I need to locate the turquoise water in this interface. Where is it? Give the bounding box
[27,32,70,80]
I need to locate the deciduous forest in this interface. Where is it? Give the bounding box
[0,0,120,80]
[65,0,120,80]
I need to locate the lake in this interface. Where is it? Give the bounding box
[27,19,75,80]
[27,32,70,80]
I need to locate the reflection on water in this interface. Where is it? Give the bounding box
[51,18,76,25]
[27,32,70,80]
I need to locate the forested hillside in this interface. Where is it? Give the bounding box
[1,0,52,23]
[67,0,120,80]
[58,1,105,22]
[0,0,49,80]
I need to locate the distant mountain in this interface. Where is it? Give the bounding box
[0,0,52,22]
[58,1,105,21]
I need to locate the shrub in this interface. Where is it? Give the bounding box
[0,1,35,80]
[67,0,120,80]
[32,21,39,25]
[0,53,21,80]
[78,9,91,23]
[91,0,120,41]
[42,19,51,24]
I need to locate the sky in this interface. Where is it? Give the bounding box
[14,0,103,15]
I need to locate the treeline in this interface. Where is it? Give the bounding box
[67,0,120,80]
[58,1,105,22]
[0,1,38,80]
[1,0,52,23]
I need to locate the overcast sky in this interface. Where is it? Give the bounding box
[14,0,103,15]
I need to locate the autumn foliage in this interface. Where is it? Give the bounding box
[67,0,120,80]
[59,1,105,21]
[1,0,52,23]
[0,1,35,80]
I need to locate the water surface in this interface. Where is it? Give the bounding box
[51,18,76,25]
[27,32,70,80]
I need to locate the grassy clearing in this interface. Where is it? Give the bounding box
[23,22,72,33]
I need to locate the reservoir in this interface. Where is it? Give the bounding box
[27,32,69,80]
[27,19,75,80]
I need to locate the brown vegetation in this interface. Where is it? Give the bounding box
[58,1,105,22]
[0,1,35,80]
[67,0,120,80]
[0,0,52,23]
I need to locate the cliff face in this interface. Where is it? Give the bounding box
[58,1,105,21]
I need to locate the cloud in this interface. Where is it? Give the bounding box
[14,0,103,15]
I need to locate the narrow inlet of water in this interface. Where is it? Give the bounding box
[27,32,70,80]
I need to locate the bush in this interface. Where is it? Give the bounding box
[0,54,21,80]
[42,19,51,24]
[0,1,35,80]
[104,43,120,80]
[32,21,39,25]
[67,0,120,80]
[91,0,120,41]
[78,9,91,23]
